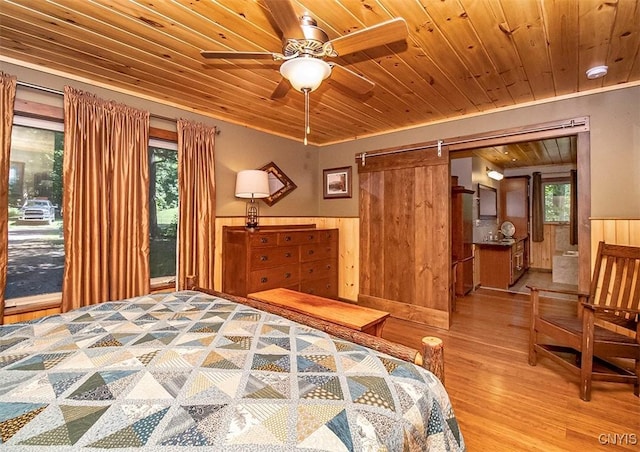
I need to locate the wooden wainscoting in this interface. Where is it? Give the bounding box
[214,217,360,301]
[529,224,555,270]
[591,218,640,246]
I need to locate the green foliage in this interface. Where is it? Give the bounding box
[151,147,178,211]
[51,132,64,210]
[544,182,571,222]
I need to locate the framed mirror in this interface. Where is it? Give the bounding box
[258,161,297,206]
[478,183,498,219]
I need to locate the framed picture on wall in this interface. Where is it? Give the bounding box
[323,166,352,199]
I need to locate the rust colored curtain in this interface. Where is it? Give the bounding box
[570,169,578,245]
[177,119,216,290]
[62,87,150,311]
[0,73,17,324]
[531,171,544,242]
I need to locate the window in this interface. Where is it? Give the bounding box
[543,180,571,223]
[6,118,64,300]
[7,116,178,300]
[149,139,178,279]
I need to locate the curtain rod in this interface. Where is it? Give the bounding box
[16,80,219,133]
[354,118,587,165]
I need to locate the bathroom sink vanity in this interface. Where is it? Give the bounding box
[476,236,529,289]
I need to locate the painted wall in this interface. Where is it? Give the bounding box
[318,85,640,218]
[7,60,639,219]
[3,61,316,218]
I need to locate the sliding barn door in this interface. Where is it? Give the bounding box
[358,147,451,329]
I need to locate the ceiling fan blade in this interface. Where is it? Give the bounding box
[271,78,291,99]
[201,50,276,60]
[330,64,375,95]
[263,0,304,40]
[330,18,408,56]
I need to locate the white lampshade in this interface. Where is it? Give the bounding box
[235,170,271,199]
[280,57,332,92]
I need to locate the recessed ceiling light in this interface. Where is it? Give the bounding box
[586,65,608,79]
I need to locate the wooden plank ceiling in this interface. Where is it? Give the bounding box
[1,0,639,165]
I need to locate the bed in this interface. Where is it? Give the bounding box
[0,290,464,450]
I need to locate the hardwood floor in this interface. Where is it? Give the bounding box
[381,287,639,451]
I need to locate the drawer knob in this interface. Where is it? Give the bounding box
[284,272,291,279]
[308,234,315,240]
[308,268,314,273]
[260,277,268,283]
[284,236,292,241]
[260,255,268,261]
[308,250,315,255]
[285,252,292,258]
[326,265,331,270]
[260,237,268,243]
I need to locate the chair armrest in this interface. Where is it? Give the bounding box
[526,285,589,298]
[581,303,640,317]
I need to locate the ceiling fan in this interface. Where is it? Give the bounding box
[201,0,408,144]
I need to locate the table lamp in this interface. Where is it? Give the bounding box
[235,170,270,231]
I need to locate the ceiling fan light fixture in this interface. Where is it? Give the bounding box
[280,57,331,92]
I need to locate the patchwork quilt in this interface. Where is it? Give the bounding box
[0,291,464,451]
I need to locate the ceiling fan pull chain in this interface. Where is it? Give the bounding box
[304,88,310,145]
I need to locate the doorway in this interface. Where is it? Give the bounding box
[446,117,590,295]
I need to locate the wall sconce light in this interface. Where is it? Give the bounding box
[486,167,504,181]
[235,170,271,231]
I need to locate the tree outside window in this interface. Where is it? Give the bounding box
[149,143,178,278]
[6,121,65,299]
[543,181,571,223]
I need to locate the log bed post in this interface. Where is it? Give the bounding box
[419,336,445,384]
[183,282,445,383]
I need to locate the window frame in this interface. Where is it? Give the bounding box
[6,98,179,310]
[542,177,572,224]
[5,117,65,307]
[148,138,179,289]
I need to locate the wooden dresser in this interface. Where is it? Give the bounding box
[222,225,339,298]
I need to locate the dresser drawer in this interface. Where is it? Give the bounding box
[278,230,319,245]
[300,277,337,298]
[249,265,300,291]
[249,246,298,269]
[223,226,338,297]
[514,240,524,252]
[300,258,336,281]
[317,229,338,243]
[300,243,337,262]
[249,232,279,247]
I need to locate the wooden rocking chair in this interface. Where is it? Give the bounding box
[528,241,640,401]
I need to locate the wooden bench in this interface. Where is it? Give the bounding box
[185,278,445,383]
[248,288,390,337]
